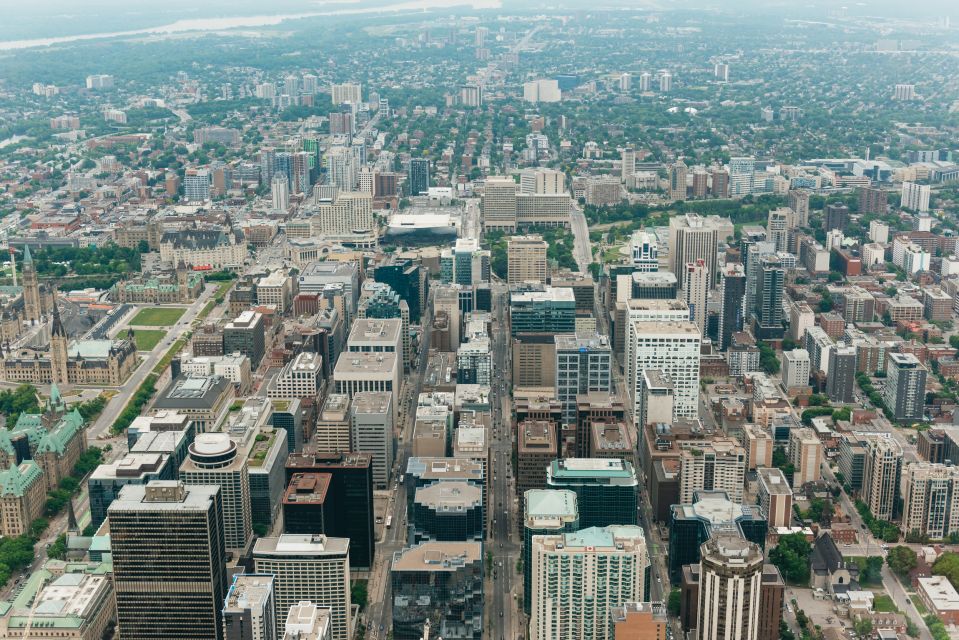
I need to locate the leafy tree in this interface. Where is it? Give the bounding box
[0,384,40,428]
[769,533,812,584]
[855,619,873,637]
[759,342,780,375]
[48,533,68,560]
[351,580,368,610]
[933,552,959,589]
[887,546,918,578]
[667,588,681,616]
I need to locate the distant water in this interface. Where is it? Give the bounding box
[0,0,501,51]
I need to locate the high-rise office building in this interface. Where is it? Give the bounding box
[668,213,723,285]
[253,535,351,640]
[520,168,565,194]
[826,345,857,403]
[718,264,746,351]
[622,146,636,180]
[766,208,791,252]
[179,432,252,553]
[285,452,374,569]
[683,260,709,336]
[408,158,430,195]
[554,333,612,425]
[522,489,580,614]
[638,369,674,429]
[330,82,361,105]
[901,463,959,540]
[482,176,518,231]
[753,256,785,341]
[350,392,394,489]
[391,542,484,640]
[901,181,931,212]
[787,427,822,489]
[823,203,849,233]
[884,352,927,422]
[223,574,277,640]
[272,175,290,211]
[109,481,228,640]
[224,311,266,369]
[629,230,659,272]
[185,169,212,202]
[546,458,637,528]
[696,536,765,640]
[756,468,793,529]
[787,190,810,227]
[530,525,649,640]
[781,349,811,389]
[862,435,903,522]
[679,441,747,504]
[626,321,701,419]
[728,157,755,196]
[670,160,688,201]
[508,235,549,284]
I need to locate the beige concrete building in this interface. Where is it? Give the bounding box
[740,425,774,471]
[787,427,822,489]
[757,467,793,528]
[0,461,45,536]
[508,235,549,285]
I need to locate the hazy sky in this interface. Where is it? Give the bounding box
[0,0,955,41]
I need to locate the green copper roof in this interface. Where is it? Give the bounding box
[0,461,43,498]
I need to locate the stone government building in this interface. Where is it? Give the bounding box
[0,305,137,386]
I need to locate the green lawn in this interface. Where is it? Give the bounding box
[874,594,899,613]
[131,307,186,326]
[132,329,166,351]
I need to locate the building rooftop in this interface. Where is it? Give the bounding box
[284,473,332,505]
[406,457,484,481]
[757,467,792,495]
[549,457,635,479]
[347,318,402,344]
[524,489,578,525]
[109,481,218,513]
[560,525,646,550]
[391,541,482,572]
[415,480,483,510]
[333,352,397,375]
[224,574,274,614]
[153,374,231,409]
[919,576,959,612]
[554,332,611,351]
[282,601,332,640]
[253,534,350,557]
[352,391,392,415]
[510,286,576,304]
[226,310,263,330]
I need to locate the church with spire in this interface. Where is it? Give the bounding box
[0,299,138,386]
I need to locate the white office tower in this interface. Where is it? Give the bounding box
[619,73,632,92]
[630,230,659,272]
[782,349,811,389]
[668,213,723,287]
[350,391,393,489]
[302,74,318,95]
[728,157,755,196]
[530,526,649,640]
[622,146,636,180]
[894,84,916,101]
[901,463,959,541]
[358,167,373,195]
[179,432,252,553]
[326,148,356,190]
[683,260,709,336]
[766,208,791,252]
[520,168,565,195]
[901,181,931,213]
[626,320,701,420]
[869,220,889,244]
[331,82,362,105]
[714,63,729,82]
[272,175,290,211]
[523,79,562,103]
[787,427,823,489]
[253,535,351,640]
[659,71,672,92]
[639,72,652,92]
[697,536,764,640]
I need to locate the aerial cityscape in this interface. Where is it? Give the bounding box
[0,1,958,639]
